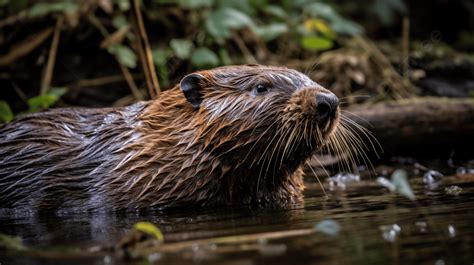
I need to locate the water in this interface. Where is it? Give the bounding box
[1,171,473,265]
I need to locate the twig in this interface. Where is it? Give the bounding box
[233,34,257,64]
[0,28,53,66]
[11,82,28,103]
[0,10,27,29]
[132,0,160,98]
[68,74,143,89]
[40,16,63,95]
[132,227,316,257]
[401,16,410,79]
[119,63,144,101]
[87,14,144,101]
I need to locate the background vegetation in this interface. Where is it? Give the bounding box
[0,0,472,122]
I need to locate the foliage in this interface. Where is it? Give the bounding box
[133,222,165,243]
[0,0,364,117]
[0,100,14,123]
[27,87,68,113]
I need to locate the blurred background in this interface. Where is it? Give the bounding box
[0,0,473,131]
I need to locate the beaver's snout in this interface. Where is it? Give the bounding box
[316,92,339,124]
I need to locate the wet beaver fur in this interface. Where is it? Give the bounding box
[0,65,341,212]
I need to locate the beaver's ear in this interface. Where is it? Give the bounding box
[180,73,205,109]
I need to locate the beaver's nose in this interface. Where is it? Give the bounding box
[316,93,339,122]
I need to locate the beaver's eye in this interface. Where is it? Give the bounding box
[254,84,269,94]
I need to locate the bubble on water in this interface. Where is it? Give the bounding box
[377,176,395,192]
[423,170,443,184]
[328,173,360,190]
[415,221,427,233]
[456,167,466,175]
[380,224,401,242]
[444,185,462,196]
[448,225,456,238]
[258,243,287,256]
[314,219,341,237]
[148,253,163,263]
[103,255,112,264]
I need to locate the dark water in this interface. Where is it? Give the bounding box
[1,172,473,265]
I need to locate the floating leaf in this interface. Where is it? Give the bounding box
[0,233,26,251]
[0,100,13,123]
[301,36,333,51]
[253,23,288,41]
[107,44,137,68]
[28,2,79,18]
[206,7,254,40]
[170,39,194,60]
[391,169,416,200]
[314,219,341,236]
[191,47,219,68]
[133,222,164,243]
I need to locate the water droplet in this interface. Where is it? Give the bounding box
[448,225,456,238]
[380,224,401,242]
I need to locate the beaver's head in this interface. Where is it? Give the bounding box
[179,64,340,169]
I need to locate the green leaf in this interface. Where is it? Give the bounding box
[253,23,288,41]
[28,95,58,113]
[372,0,407,26]
[391,169,416,200]
[153,48,173,88]
[0,233,27,251]
[114,0,130,11]
[206,7,254,40]
[107,44,137,68]
[219,48,232,65]
[0,0,10,7]
[28,2,79,18]
[178,0,214,9]
[306,2,339,21]
[330,17,363,36]
[262,5,287,19]
[191,47,220,68]
[112,15,129,29]
[49,87,68,98]
[314,219,341,236]
[152,48,173,66]
[133,222,164,243]
[301,36,333,51]
[0,101,13,123]
[305,2,363,36]
[170,39,194,60]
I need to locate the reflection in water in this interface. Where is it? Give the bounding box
[1,173,474,265]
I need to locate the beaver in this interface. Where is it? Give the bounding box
[0,65,341,212]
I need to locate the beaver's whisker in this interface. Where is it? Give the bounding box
[340,114,382,158]
[306,161,327,196]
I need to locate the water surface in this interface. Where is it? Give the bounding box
[1,170,473,265]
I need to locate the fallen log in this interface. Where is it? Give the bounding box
[345,97,474,156]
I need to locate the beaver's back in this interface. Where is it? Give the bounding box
[0,102,147,210]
